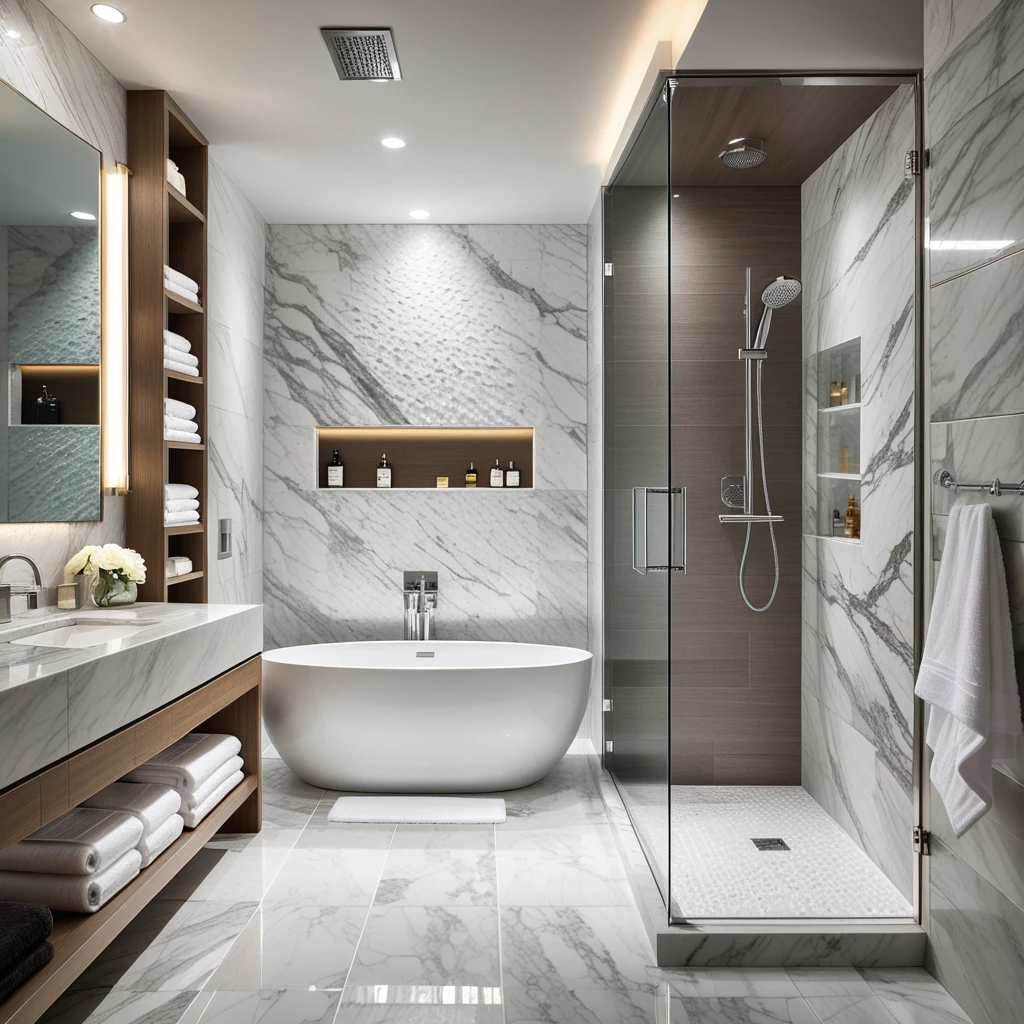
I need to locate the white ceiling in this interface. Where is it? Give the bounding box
[42,0,671,224]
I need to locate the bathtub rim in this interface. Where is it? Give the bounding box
[262,639,593,673]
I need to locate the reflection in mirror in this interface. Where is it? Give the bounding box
[0,81,102,522]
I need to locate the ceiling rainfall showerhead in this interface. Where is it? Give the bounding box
[719,137,766,169]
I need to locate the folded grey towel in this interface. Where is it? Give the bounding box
[0,809,143,876]
[0,850,141,913]
[0,903,52,972]
[82,783,181,838]
[0,940,53,1004]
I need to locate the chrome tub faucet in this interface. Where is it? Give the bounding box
[403,571,438,641]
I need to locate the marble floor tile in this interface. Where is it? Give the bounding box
[206,902,368,992]
[495,761,607,829]
[39,988,201,1024]
[786,970,873,1000]
[260,761,325,829]
[262,829,393,908]
[189,989,340,1024]
[658,996,818,1024]
[857,968,973,1024]
[333,1002,504,1023]
[155,830,298,902]
[803,994,898,1023]
[113,901,258,992]
[708,970,800,998]
[340,906,501,1003]
[373,827,496,907]
[500,906,656,993]
[503,983,658,1024]
[495,824,632,906]
[658,971,719,999]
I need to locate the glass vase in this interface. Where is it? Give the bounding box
[91,570,138,607]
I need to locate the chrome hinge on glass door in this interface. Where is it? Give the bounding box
[913,826,930,856]
[632,487,686,574]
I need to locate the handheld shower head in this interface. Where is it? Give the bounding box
[754,276,802,348]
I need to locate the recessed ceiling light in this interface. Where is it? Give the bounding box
[71,211,96,220]
[90,4,126,23]
[381,137,406,149]
[409,209,430,220]
[4,28,20,38]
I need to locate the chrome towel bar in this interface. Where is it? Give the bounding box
[936,469,1024,497]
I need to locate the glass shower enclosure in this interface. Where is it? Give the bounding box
[602,72,923,925]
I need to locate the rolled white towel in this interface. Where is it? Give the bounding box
[0,850,142,913]
[163,347,199,369]
[164,265,199,295]
[0,808,143,876]
[185,756,244,811]
[164,358,199,378]
[165,280,201,307]
[123,734,242,793]
[164,510,200,526]
[165,498,200,513]
[138,815,184,868]
[164,429,202,444]
[165,482,199,501]
[82,783,181,838]
[163,330,192,355]
[164,415,199,435]
[182,771,244,830]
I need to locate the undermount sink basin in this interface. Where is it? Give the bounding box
[9,622,150,649]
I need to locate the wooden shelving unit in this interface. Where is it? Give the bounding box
[127,91,209,603]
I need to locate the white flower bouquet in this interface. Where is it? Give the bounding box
[66,543,146,607]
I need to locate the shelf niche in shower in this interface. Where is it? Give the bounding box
[315,426,535,489]
[815,337,861,541]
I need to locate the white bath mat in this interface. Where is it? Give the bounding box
[328,796,506,824]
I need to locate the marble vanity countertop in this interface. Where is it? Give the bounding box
[0,602,262,791]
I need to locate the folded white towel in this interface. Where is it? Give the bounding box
[164,265,199,295]
[0,808,143,876]
[165,483,199,501]
[0,849,142,913]
[164,415,199,435]
[166,160,187,197]
[165,397,196,420]
[170,555,192,570]
[138,815,184,868]
[82,783,181,838]
[166,558,178,579]
[186,756,244,811]
[164,510,200,526]
[124,734,242,792]
[182,771,244,830]
[916,503,1022,837]
[165,498,200,513]
[164,358,200,378]
[165,557,193,578]
[165,280,201,307]
[163,330,192,355]
[164,429,202,445]
[164,347,199,369]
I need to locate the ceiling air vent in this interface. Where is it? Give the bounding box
[320,28,402,81]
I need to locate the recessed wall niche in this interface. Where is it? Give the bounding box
[815,336,862,540]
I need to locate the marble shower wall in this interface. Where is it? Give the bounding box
[800,86,918,902]
[206,160,267,605]
[924,2,1024,1022]
[263,224,588,658]
[0,0,126,585]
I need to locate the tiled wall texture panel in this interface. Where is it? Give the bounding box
[263,224,587,652]
[801,85,918,902]
[925,2,1024,1021]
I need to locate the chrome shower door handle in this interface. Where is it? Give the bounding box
[632,486,686,574]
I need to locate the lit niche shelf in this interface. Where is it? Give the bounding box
[315,426,535,489]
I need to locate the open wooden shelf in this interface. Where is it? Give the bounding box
[166,181,205,223]
[16,365,100,426]
[165,570,204,586]
[164,288,203,315]
[128,90,209,603]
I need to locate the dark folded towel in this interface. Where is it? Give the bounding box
[0,940,53,1004]
[0,903,52,971]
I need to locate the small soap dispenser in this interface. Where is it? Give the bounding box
[506,460,520,487]
[465,462,477,488]
[377,453,392,488]
[490,459,504,487]
[327,448,344,488]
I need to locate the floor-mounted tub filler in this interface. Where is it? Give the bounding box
[262,640,592,791]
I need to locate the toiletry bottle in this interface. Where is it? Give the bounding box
[490,459,504,487]
[851,496,861,539]
[377,453,392,488]
[839,446,850,474]
[844,495,860,539]
[829,381,841,407]
[840,383,849,405]
[832,509,844,538]
[506,460,520,487]
[465,462,477,488]
[327,448,344,488]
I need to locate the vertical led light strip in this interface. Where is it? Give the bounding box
[101,161,130,493]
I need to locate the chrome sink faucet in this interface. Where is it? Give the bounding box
[0,553,44,623]
[403,571,438,641]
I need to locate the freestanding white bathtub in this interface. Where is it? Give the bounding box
[262,641,593,792]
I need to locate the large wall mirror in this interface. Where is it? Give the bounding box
[0,79,102,522]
